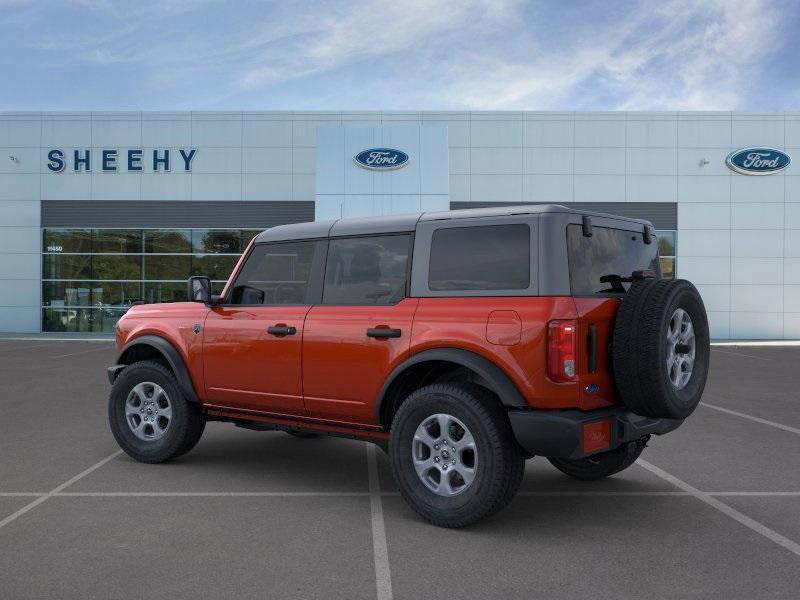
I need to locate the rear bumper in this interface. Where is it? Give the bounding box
[508,406,683,460]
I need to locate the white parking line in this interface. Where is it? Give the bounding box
[638,459,800,558]
[0,450,122,531]
[49,345,115,359]
[366,443,393,600]
[701,402,800,436]
[54,491,372,497]
[712,348,772,361]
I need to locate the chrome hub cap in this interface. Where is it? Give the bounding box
[412,414,477,496]
[125,382,172,441]
[666,308,696,390]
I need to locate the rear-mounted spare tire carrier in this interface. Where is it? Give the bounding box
[612,279,710,419]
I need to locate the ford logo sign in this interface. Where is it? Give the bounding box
[725,147,790,175]
[354,148,409,170]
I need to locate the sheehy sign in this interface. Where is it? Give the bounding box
[46,149,197,172]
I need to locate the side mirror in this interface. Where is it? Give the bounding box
[188,276,212,304]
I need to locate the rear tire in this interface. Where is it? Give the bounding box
[547,438,647,481]
[108,360,205,463]
[389,384,524,528]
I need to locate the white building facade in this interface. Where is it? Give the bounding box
[0,110,798,339]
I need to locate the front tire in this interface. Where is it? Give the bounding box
[108,360,206,463]
[547,438,647,481]
[389,384,524,528]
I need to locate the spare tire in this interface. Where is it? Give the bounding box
[612,278,710,419]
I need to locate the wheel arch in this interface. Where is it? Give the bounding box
[113,335,199,403]
[376,348,527,429]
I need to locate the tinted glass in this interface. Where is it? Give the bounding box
[191,255,239,280]
[657,231,676,256]
[43,281,142,307]
[229,241,316,305]
[43,254,92,279]
[144,255,191,280]
[43,229,91,253]
[659,257,675,279]
[93,230,142,253]
[323,235,410,305]
[92,255,143,280]
[428,225,530,291]
[567,225,660,294]
[144,230,192,253]
[192,229,242,254]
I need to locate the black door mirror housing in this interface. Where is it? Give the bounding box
[188,276,212,304]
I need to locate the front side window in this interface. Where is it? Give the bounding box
[428,224,530,291]
[228,241,316,305]
[323,235,410,305]
[567,224,660,295]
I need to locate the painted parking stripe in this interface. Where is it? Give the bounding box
[712,348,772,361]
[366,443,393,600]
[0,450,122,531]
[49,344,115,359]
[638,459,800,558]
[701,402,800,436]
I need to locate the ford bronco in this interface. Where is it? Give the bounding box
[107,205,709,527]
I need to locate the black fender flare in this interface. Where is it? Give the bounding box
[112,335,199,403]
[376,348,527,425]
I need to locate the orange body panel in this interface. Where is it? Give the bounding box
[301,298,419,424]
[572,297,623,410]
[410,297,581,409]
[202,305,310,415]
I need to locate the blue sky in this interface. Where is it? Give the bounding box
[1,0,798,111]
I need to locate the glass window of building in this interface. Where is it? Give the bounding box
[656,231,676,279]
[41,228,261,332]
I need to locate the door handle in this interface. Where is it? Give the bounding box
[366,327,402,339]
[267,325,297,336]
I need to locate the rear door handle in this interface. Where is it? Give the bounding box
[366,327,402,339]
[267,325,297,336]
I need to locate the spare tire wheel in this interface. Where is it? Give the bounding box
[612,279,710,419]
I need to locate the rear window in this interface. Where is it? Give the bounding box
[429,224,530,291]
[567,224,659,295]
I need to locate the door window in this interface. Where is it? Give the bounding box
[322,235,410,305]
[228,241,316,305]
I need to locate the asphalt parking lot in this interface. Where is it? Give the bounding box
[0,339,799,599]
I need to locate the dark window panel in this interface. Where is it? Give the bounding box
[567,225,660,295]
[192,229,243,254]
[92,229,142,253]
[143,282,189,304]
[241,230,261,247]
[229,241,316,305]
[323,235,410,306]
[43,254,92,279]
[43,229,92,253]
[43,281,142,307]
[42,307,126,333]
[92,255,143,280]
[144,255,191,280]
[660,257,675,279]
[191,255,239,281]
[656,231,676,257]
[144,230,192,253]
[429,225,530,291]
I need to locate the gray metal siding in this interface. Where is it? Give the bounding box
[42,201,315,228]
[450,202,677,230]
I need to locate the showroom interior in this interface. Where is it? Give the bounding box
[0,111,797,339]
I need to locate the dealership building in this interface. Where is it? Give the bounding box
[0,110,798,339]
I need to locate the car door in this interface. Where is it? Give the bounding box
[302,233,417,425]
[203,239,324,415]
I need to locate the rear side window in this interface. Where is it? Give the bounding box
[323,235,410,305]
[428,224,530,291]
[567,224,659,295]
[228,241,316,305]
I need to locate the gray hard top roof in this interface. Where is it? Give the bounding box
[254,204,651,243]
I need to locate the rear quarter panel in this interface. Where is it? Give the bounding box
[410,297,580,409]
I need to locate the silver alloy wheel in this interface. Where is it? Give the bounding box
[412,413,478,497]
[125,382,172,441]
[666,308,696,390]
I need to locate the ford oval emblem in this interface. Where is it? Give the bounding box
[354,148,409,171]
[725,147,790,175]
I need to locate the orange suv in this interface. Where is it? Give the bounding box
[108,205,709,527]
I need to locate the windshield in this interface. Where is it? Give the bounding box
[566,224,660,295]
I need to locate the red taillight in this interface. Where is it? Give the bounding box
[547,319,576,383]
